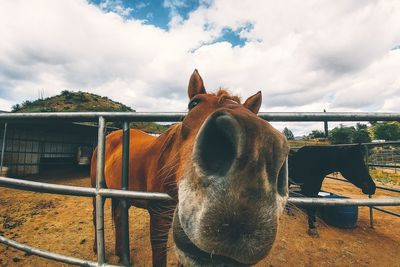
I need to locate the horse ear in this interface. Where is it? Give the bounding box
[243,91,262,114]
[188,69,206,99]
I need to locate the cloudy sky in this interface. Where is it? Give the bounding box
[0,0,399,135]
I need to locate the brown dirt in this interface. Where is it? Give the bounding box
[0,169,399,267]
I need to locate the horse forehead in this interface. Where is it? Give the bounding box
[199,93,240,106]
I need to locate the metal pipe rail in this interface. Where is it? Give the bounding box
[1,111,400,122]
[1,176,399,206]
[371,206,400,218]
[0,235,120,267]
[368,163,400,168]
[325,174,400,228]
[0,176,174,200]
[120,122,130,266]
[288,197,400,206]
[0,123,6,172]
[95,117,106,264]
[326,175,400,193]
[291,141,400,151]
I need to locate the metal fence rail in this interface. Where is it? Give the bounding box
[368,163,400,168]
[327,175,400,193]
[326,138,400,226]
[1,111,400,122]
[294,140,400,226]
[1,175,398,206]
[0,235,112,267]
[1,112,400,267]
[0,176,174,200]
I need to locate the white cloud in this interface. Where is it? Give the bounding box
[98,0,133,18]
[0,0,399,135]
[0,98,13,111]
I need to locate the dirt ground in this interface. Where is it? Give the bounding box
[0,168,399,267]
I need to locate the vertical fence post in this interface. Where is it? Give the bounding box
[365,145,374,228]
[369,195,374,228]
[96,116,106,265]
[0,123,7,174]
[323,109,328,137]
[121,121,131,266]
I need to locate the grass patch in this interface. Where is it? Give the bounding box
[370,168,400,186]
[288,139,330,148]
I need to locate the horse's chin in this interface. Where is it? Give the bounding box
[172,209,254,267]
[174,243,252,267]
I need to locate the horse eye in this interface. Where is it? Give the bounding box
[188,99,200,110]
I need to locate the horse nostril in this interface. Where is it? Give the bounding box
[217,223,243,241]
[195,112,238,175]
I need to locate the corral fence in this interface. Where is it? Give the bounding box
[291,140,400,226]
[0,112,400,267]
[325,141,400,227]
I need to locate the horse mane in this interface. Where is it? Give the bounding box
[158,123,181,157]
[211,88,241,104]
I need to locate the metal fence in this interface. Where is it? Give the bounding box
[1,112,400,267]
[324,140,400,227]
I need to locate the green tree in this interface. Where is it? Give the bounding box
[308,130,326,139]
[352,123,371,143]
[11,104,21,112]
[329,125,355,144]
[283,127,295,140]
[328,124,372,144]
[356,123,368,130]
[373,122,400,141]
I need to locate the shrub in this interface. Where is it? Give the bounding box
[308,130,326,139]
[329,125,355,144]
[373,122,400,141]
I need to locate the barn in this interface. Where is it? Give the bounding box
[0,121,100,177]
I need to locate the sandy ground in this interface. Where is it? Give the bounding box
[0,168,399,267]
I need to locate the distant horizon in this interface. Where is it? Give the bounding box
[5,88,394,138]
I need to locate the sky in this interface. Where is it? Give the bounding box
[0,0,399,135]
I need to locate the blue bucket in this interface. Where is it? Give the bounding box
[318,191,358,229]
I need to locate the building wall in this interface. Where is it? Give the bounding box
[0,123,98,177]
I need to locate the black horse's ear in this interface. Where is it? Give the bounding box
[243,91,262,114]
[188,69,206,99]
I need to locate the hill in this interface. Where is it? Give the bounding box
[12,90,133,113]
[12,90,169,133]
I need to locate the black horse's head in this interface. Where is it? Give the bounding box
[339,145,376,195]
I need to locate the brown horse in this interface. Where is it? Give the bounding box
[91,70,289,266]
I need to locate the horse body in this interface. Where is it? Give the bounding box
[91,127,181,265]
[288,145,376,236]
[91,70,289,266]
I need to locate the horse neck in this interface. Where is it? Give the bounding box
[329,147,361,177]
[151,124,186,198]
[322,147,346,175]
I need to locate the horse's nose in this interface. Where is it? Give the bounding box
[194,111,240,176]
[362,181,376,195]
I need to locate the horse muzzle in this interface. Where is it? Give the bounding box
[362,181,376,195]
[172,208,251,267]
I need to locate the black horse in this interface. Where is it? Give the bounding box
[288,145,376,236]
